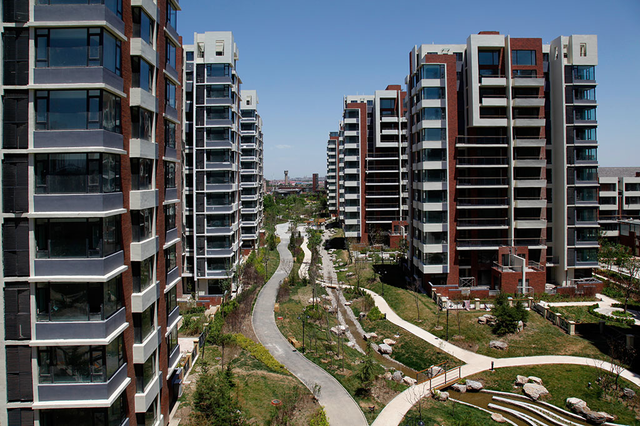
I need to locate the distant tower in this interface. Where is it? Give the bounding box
[284,170,289,186]
[312,173,319,192]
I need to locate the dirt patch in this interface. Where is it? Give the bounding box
[370,378,402,405]
[452,340,479,353]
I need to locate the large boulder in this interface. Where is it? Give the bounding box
[624,387,636,398]
[515,375,528,386]
[427,365,445,378]
[383,338,397,346]
[466,380,483,392]
[523,383,549,401]
[491,413,507,423]
[490,340,509,350]
[382,371,392,381]
[435,391,449,401]
[363,332,378,341]
[566,397,588,414]
[583,410,612,425]
[403,376,417,386]
[378,343,393,355]
[528,376,543,385]
[517,320,524,333]
[451,383,467,393]
[392,370,403,382]
[330,326,346,336]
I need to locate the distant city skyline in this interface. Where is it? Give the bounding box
[179,0,640,178]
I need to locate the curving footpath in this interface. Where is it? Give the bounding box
[252,223,368,426]
[368,284,640,426]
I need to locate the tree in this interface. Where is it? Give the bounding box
[356,343,376,395]
[397,237,409,265]
[190,366,246,426]
[492,292,528,336]
[622,257,640,314]
[410,279,422,322]
[353,257,367,292]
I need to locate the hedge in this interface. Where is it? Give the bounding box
[231,333,287,373]
[587,304,635,326]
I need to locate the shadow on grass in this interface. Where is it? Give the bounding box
[325,237,347,250]
[373,264,410,289]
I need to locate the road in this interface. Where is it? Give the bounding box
[252,223,368,426]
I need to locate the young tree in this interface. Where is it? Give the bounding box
[410,280,422,322]
[492,292,528,336]
[353,257,367,292]
[622,257,640,314]
[190,366,246,426]
[356,342,376,396]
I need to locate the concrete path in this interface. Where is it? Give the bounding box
[252,223,367,426]
[297,225,312,280]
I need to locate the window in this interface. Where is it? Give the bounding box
[575,148,597,162]
[478,50,500,65]
[511,50,536,66]
[37,336,124,384]
[132,257,154,293]
[133,303,155,343]
[35,217,121,259]
[576,248,597,263]
[166,38,176,69]
[131,208,153,242]
[166,286,177,321]
[576,208,597,222]
[132,57,153,92]
[135,352,156,393]
[205,63,230,77]
[455,52,463,61]
[186,51,194,61]
[167,326,178,355]
[206,128,230,141]
[40,395,126,425]
[36,277,122,322]
[575,107,596,121]
[36,28,121,75]
[420,107,445,120]
[205,84,230,98]
[206,106,231,120]
[131,107,153,140]
[165,162,176,188]
[3,28,29,85]
[419,64,444,79]
[215,40,224,56]
[512,69,537,77]
[35,90,121,133]
[136,397,158,426]
[574,66,595,81]
[379,98,396,116]
[165,121,176,148]
[166,1,177,30]
[575,128,597,141]
[131,158,153,190]
[165,79,176,108]
[206,214,232,227]
[35,153,120,194]
[577,228,598,242]
[132,7,153,44]
[165,245,177,274]
[574,87,596,101]
[580,43,587,57]
[37,0,123,19]
[165,204,176,232]
[420,87,445,100]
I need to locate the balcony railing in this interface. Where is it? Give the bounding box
[456,177,508,186]
[457,218,509,227]
[457,157,507,166]
[455,136,508,145]
[457,197,509,206]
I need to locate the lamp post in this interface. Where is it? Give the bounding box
[298,314,309,352]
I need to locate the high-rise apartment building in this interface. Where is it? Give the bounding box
[183,32,243,304]
[239,90,264,252]
[331,86,408,247]
[599,168,640,240]
[326,132,339,216]
[407,33,600,297]
[0,0,183,424]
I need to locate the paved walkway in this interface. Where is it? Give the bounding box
[252,223,367,426]
[297,225,312,280]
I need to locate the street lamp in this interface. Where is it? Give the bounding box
[297,314,309,352]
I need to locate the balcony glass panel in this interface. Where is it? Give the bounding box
[135,352,156,393]
[574,66,595,81]
[206,214,233,227]
[420,107,445,121]
[575,148,597,161]
[36,90,121,133]
[574,87,596,101]
[575,128,597,141]
[575,108,596,121]
[206,64,230,77]
[132,208,153,242]
[576,187,597,202]
[420,128,445,141]
[577,228,598,242]
[132,7,153,44]
[133,303,154,344]
[576,168,597,181]
[131,158,153,190]
[35,153,120,194]
[166,1,177,30]
[206,171,233,184]
[576,209,597,222]
[206,128,231,141]
[166,38,176,69]
[419,64,444,79]
[576,248,598,262]
[36,277,122,321]
[35,28,121,75]
[40,394,126,426]
[132,57,153,92]
[132,257,154,293]
[38,336,124,383]
[419,87,445,100]
[35,217,121,259]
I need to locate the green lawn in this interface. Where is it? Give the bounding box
[467,364,640,425]
[400,397,496,426]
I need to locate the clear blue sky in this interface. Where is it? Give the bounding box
[179,0,640,180]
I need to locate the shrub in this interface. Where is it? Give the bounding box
[367,306,384,321]
[309,408,329,426]
[231,333,287,373]
[492,292,528,336]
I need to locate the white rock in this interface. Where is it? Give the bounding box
[515,375,528,386]
[363,332,378,340]
[490,340,508,350]
[624,387,636,398]
[382,371,392,380]
[451,383,466,393]
[383,338,397,346]
[392,371,403,382]
[427,365,444,378]
[491,413,507,423]
[523,383,549,401]
[566,397,588,413]
[436,391,449,401]
[403,376,417,386]
[466,380,483,391]
[378,343,393,354]
[528,376,543,385]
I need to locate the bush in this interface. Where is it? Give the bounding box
[304,304,324,321]
[492,293,528,336]
[309,408,329,426]
[231,333,287,373]
[367,306,384,321]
